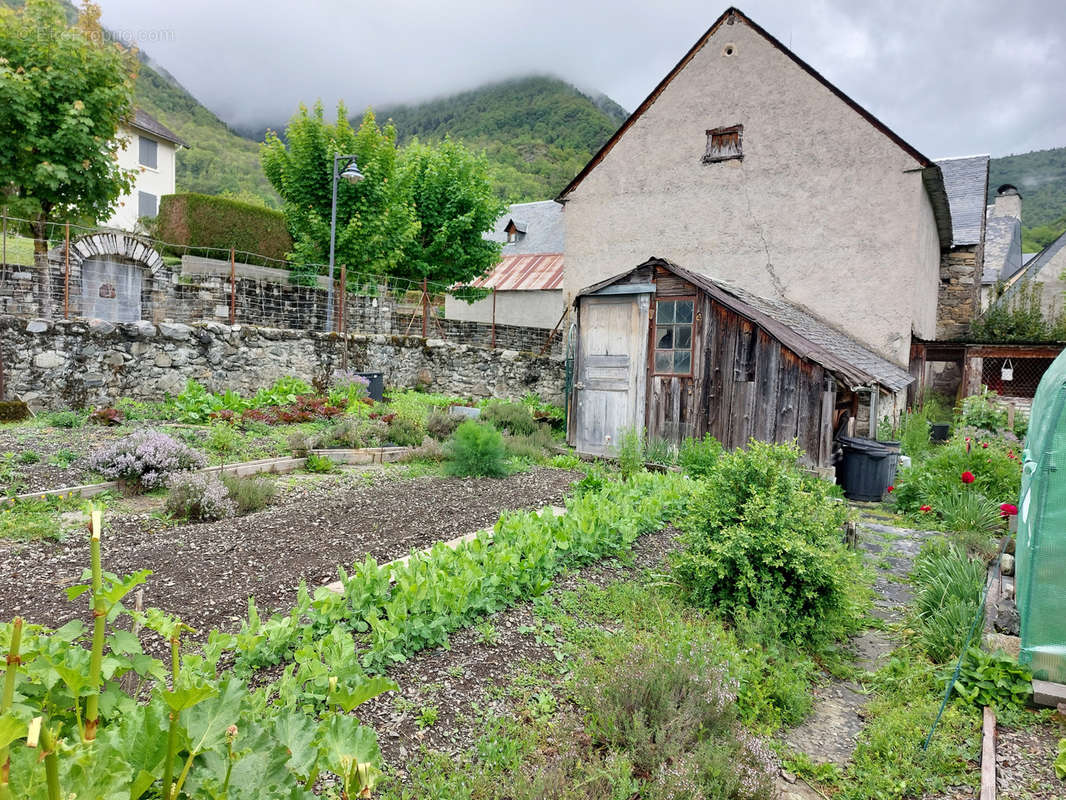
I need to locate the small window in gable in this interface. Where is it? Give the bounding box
[703,124,743,163]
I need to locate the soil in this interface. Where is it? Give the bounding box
[0,467,578,637]
[356,525,682,775]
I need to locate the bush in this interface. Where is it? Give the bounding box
[88,430,206,490]
[443,421,509,477]
[399,437,445,463]
[617,428,644,481]
[912,539,985,663]
[165,473,236,521]
[43,410,84,428]
[320,417,387,449]
[304,453,335,473]
[155,192,292,265]
[221,472,276,514]
[678,434,722,479]
[892,438,1022,517]
[480,401,538,436]
[673,441,853,641]
[503,427,556,461]
[960,389,1009,433]
[425,409,461,441]
[387,416,425,447]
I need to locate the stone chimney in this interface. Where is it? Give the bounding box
[991,184,1022,220]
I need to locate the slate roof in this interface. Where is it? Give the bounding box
[467,253,563,291]
[934,155,989,246]
[579,258,913,392]
[1000,229,1066,301]
[486,201,564,254]
[982,212,1023,284]
[126,108,189,148]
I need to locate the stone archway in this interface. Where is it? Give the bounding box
[47,233,169,322]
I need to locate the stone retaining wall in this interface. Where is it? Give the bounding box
[0,316,565,411]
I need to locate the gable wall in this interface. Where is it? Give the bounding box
[562,18,940,367]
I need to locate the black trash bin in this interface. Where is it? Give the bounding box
[837,436,896,501]
[354,372,384,403]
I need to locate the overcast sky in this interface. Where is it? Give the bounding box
[94,0,1065,158]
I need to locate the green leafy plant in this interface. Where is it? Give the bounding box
[425,409,461,440]
[42,411,83,429]
[892,437,1022,517]
[673,441,855,642]
[936,489,1002,535]
[220,473,276,515]
[480,401,538,436]
[1055,738,1066,780]
[642,436,676,466]
[952,648,1032,710]
[49,450,77,469]
[959,388,1010,432]
[678,434,722,479]
[616,428,644,482]
[387,416,424,448]
[16,451,39,465]
[417,705,440,729]
[912,539,986,663]
[304,453,335,474]
[443,420,510,477]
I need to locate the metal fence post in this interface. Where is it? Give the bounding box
[229,247,236,325]
[421,277,428,338]
[491,287,497,349]
[63,222,70,320]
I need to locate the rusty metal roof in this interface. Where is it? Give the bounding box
[467,253,564,291]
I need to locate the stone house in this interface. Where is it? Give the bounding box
[445,201,565,330]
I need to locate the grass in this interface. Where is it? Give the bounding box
[0,493,98,540]
[1,232,35,266]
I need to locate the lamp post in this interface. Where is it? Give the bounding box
[326,153,364,332]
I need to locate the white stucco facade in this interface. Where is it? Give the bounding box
[560,15,943,367]
[445,289,564,329]
[103,122,178,231]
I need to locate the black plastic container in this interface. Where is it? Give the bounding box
[930,422,950,442]
[355,372,384,403]
[837,436,897,501]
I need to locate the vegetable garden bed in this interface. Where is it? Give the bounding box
[0,467,578,636]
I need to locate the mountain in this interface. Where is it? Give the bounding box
[381,76,628,202]
[989,147,1066,252]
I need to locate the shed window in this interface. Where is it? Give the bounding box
[703,124,743,163]
[138,136,158,169]
[654,298,694,375]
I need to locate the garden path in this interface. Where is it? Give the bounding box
[777,512,937,800]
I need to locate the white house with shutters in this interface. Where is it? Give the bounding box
[102,109,187,231]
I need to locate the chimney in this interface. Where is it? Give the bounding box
[992,184,1022,220]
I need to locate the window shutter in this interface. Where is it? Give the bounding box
[138,136,158,169]
[138,191,158,219]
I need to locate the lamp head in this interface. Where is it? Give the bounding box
[340,159,364,183]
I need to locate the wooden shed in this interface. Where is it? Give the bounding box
[568,258,913,468]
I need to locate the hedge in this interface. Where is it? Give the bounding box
[155,192,292,265]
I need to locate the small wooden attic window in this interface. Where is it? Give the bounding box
[703,124,743,163]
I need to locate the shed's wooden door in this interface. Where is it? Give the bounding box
[574,294,649,455]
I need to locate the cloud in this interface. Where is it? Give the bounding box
[95,0,1066,156]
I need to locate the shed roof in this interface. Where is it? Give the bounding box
[578,258,913,392]
[982,212,1023,284]
[467,253,564,291]
[999,228,1066,301]
[934,155,989,246]
[126,108,189,148]
[486,200,564,254]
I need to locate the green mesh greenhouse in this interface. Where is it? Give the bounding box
[1017,349,1066,682]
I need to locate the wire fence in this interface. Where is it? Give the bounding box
[0,213,566,357]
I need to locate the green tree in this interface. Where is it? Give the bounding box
[260,103,418,286]
[399,137,504,286]
[0,0,137,315]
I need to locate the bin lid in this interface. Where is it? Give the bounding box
[837,435,891,454]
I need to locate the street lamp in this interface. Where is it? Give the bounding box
[326,153,364,332]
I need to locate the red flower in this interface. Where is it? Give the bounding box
[887,485,894,493]
[982,442,989,449]
[999,503,1018,517]
[961,471,975,484]
[1008,450,1015,459]
[920,505,932,512]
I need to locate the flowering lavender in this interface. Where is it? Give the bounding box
[164,473,235,521]
[331,370,371,396]
[88,429,206,490]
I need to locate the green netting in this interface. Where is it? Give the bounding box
[1017,349,1066,682]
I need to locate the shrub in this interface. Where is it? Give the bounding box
[425,409,461,440]
[443,421,509,477]
[320,417,387,449]
[480,401,538,436]
[164,473,236,521]
[673,441,853,641]
[503,427,556,461]
[387,416,425,447]
[328,370,370,407]
[304,453,335,473]
[220,472,276,514]
[287,431,318,454]
[892,438,1022,516]
[912,539,985,663]
[399,437,445,463]
[88,430,206,490]
[959,389,1009,433]
[155,192,292,265]
[678,434,722,479]
[43,410,84,428]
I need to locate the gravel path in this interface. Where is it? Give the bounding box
[0,467,578,635]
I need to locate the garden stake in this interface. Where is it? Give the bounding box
[161,629,182,800]
[0,618,23,800]
[83,504,105,741]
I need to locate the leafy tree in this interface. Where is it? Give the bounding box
[399,137,504,286]
[260,103,418,286]
[0,0,137,315]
